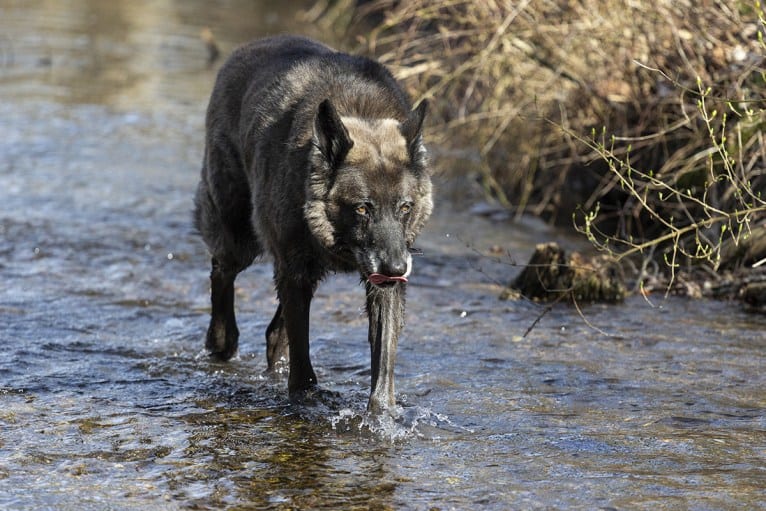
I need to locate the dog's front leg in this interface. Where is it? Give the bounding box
[366,283,405,414]
[278,278,318,396]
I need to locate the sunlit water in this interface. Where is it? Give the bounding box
[1,2,765,509]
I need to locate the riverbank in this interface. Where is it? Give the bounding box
[316,0,766,312]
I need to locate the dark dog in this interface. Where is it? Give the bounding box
[193,36,432,413]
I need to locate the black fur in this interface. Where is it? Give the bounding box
[193,36,432,413]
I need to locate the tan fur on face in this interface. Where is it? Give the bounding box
[341,117,409,170]
[306,115,432,251]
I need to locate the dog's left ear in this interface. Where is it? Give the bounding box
[400,100,428,166]
[313,99,353,169]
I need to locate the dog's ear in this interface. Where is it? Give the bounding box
[313,99,353,168]
[400,100,428,166]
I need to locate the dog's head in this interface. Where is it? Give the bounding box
[305,98,433,285]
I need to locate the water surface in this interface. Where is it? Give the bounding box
[1,2,765,509]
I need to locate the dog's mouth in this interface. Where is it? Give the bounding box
[365,252,413,287]
[367,273,408,286]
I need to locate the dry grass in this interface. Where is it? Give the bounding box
[317,0,766,279]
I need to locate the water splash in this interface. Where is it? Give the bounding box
[329,405,473,442]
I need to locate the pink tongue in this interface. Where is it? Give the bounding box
[368,273,408,285]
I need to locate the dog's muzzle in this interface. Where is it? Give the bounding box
[367,253,412,286]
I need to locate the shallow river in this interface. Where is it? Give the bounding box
[1,2,765,509]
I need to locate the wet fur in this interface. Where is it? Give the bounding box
[193,36,432,413]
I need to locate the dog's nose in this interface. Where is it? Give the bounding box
[385,260,407,277]
[380,253,410,277]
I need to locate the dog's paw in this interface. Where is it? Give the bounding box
[289,385,342,407]
[205,321,239,361]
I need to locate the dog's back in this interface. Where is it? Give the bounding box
[204,36,334,141]
[207,35,412,145]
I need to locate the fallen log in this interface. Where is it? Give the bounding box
[501,242,626,303]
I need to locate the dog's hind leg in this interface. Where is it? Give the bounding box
[197,226,258,360]
[265,303,289,371]
[206,257,240,359]
[194,139,260,361]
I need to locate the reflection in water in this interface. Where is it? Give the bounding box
[1,1,765,509]
[0,0,321,107]
[179,408,398,508]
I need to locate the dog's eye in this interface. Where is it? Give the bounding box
[355,205,368,216]
[399,204,412,215]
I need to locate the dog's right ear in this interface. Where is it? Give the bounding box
[312,99,353,168]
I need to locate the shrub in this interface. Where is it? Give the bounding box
[324,0,766,285]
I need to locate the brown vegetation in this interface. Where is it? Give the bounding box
[315,0,766,307]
